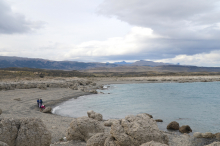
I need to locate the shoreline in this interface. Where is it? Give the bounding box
[1,76,220,145]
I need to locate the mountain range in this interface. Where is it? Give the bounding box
[1,56,220,72]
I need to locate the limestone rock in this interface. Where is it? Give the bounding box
[155,119,163,122]
[0,118,51,146]
[89,90,98,94]
[0,141,9,146]
[104,119,118,127]
[202,132,215,138]
[87,110,103,121]
[215,133,220,140]
[205,142,220,146]
[0,118,19,146]
[86,133,109,146]
[193,132,202,138]
[104,136,118,146]
[66,116,105,142]
[0,108,2,115]
[145,113,153,118]
[179,125,192,133]
[167,121,179,130]
[110,114,168,146]
[16,118,51,146]
[42,107,52,113]
[140,141,168,146]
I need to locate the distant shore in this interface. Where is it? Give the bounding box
[1,75,220,145]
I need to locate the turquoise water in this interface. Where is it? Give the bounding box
[53,82,220,133]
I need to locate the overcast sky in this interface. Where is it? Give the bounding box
[1,0,220,66]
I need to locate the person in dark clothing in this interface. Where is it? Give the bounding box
[39,99,43,108]
[37,99,40,107]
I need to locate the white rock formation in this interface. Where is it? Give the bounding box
[66,116,105,142]
[87,110,103,121]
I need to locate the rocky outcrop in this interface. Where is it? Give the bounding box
[0,141,9,146]
[155,119,163,122]
[145,113,153,118]
[42,107,52,113]
[0,118,51,146]
[104,136,117,146]
[140,141,168,146]
[66,116,105,142]
[202,132,215,138]
[0,108,2,115]
[193,132,202,138]
[205,142,220,146]
[215,133,220,140]
[0,79,97,92]
[86,133,109,146]
[179,125,192,133]
[109,114,168,146]
[104,119,118,127]
[167,121,179,130]
[87,110,103,121]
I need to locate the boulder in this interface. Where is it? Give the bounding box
[202,132,215,138]
[89,90,98,94]
[205,142,220,146]
[0,118,20,146]
[0,118,51,146]
[193,132,202,138]
[86,133,109,146]
[140,141,168,146]
[42,107,52,113]
[179,125,192,133]
[155,119,163,122]
[215,133,220,140]
[66,116,105,142]
[87,110,103,121]
[104,119,118,127]
[0,141,9,146]
[16,118,51,146]
[145,113,153,118]
[104,136,117,146]
[110,114,168,146]
[167,121,179,130]
[37,84,47,90]
[0,108,2,115]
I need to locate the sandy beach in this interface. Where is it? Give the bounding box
[1,75,220,145]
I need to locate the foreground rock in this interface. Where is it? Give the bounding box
[87,110,103,121]
[86,133,109,146]
[205,142,220,146]
[42,107,52,113]
[0,118,51,146]
[167,121,179,130]
[140,141,168,146]
[66,116,105,142]
[179,125,192,133]
[0,141,9,146]
[109,113,168,146]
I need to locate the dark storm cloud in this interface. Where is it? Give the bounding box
[98,0,220,59]
[0,0,42,34]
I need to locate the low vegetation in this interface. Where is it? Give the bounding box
[1,67,220,81]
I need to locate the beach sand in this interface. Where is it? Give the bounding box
[1,75,220,145]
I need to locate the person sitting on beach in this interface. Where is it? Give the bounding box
[37,99,40,107]
[41,105,45,109]
[39,99,43,108]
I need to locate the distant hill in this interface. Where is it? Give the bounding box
[0,56,118,70]
[84,65,220,73]
[130,60,172,67]
[1,56,220,73]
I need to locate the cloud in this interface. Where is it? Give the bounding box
[156,50,220,67]
[0,0,43,34]
[98,0,220,58]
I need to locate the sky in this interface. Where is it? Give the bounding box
[1,0,220,66]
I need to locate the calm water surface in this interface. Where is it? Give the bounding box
[53,82,220,133]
